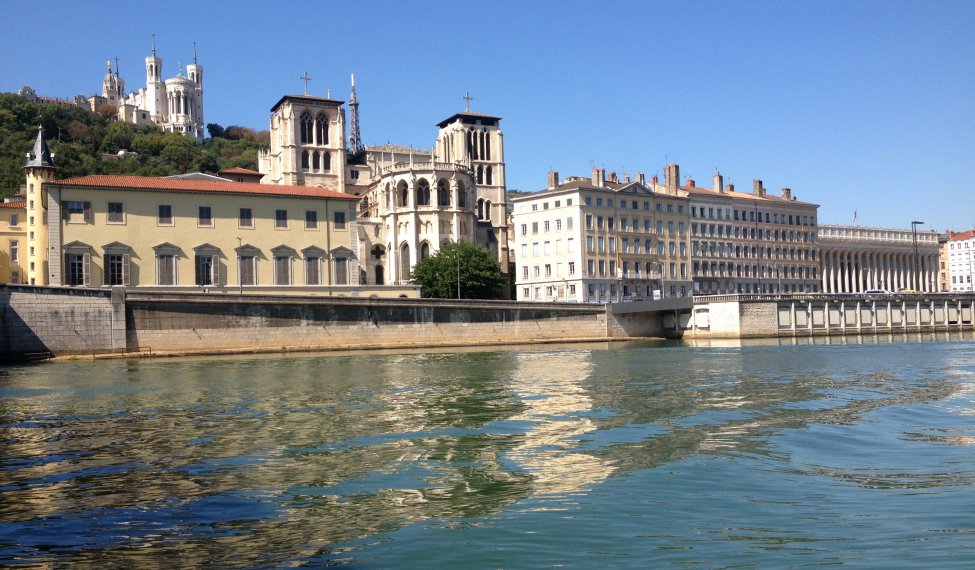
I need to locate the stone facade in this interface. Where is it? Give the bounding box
[0,285,123,356]
[818,224,940,293]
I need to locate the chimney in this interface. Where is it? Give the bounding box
[781,187,792,200]
[591,167,605,187]
[547,170,559,190]
[651,174,659,186]
[609,171,618,183]
[713,173,724,193]
[753,179,765,197]
[728,182,735,192]
[623,175,631,183]
[636,172,646,185]
[686,178,695,188]
[664,163,680,194]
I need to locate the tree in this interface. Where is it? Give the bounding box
[206,123,225,139]
[409,241,505,299]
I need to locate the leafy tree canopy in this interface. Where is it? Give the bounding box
[409,241,505,299]
[0,94,269,198]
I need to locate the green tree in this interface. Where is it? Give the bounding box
[409,241,505,299]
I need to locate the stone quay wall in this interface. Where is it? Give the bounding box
[123,293,613,354]
[0,285,125,357]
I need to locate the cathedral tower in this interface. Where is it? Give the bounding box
[23,126,56,286]
[144,36,165,122]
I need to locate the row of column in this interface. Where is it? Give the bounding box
[820,249,938,293]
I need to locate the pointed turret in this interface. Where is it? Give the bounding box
[24,125,56,170]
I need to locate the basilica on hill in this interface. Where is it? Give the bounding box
[258,77,510,289]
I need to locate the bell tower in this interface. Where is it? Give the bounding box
[23,126,56,286]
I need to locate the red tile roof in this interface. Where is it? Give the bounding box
[51,175,358,201]
[949,229,975,242]
[218,167,262,175]
[0,200,26,209]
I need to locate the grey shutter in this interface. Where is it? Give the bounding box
[122,253,130,286]
[212,256,220,286]
[83,202,93,224]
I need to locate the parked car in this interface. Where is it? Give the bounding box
[864,289,892,296]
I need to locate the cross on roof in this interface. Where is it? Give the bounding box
[299,71,312,95]
[463,91,473,112]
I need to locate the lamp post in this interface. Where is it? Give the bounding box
[911,221,924,292]
[236,236,242,295]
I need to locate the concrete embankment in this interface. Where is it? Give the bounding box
[1,286,672,360]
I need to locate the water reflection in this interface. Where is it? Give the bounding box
[1,335,974,565]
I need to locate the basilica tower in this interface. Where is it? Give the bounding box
[23,126,56,286]
[144,36,165,123]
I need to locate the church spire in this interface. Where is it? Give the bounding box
[348,73,363,154]
[193,41,197,64]
[152,33,157,57]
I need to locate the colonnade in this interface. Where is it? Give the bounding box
[820,249,938,293]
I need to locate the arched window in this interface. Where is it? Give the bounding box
[477,198,485,220]
[300,112,312,144]
[322,152,331,172]
[469,130,476,159]
[477,165,483,184]
[420,242,431,260]
[399,243,410,281]
[485,131,491,160]
[375,265,384,285]
[485,200,492,221]
[437,179,450,206]
[301,150,309,170]
[486,165,493,185]
[416,179,430,206]
[479,130,486,159]
[398,181,409,207]
[457,181,467,208]
[315,112,328,145]
[312,151,320,171]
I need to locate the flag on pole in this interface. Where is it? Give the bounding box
[853,210,857,225]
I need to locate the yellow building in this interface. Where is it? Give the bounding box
[1,198,26,284]
[16,126,416,296]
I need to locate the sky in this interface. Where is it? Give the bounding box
[2,0,973,232]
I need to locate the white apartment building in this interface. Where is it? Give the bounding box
[947,229,975,292]
[510,168,691,303]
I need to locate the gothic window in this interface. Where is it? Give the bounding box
[315,113,328,145]
[477,199,485,220]
[375,265,384,285]
[485,200,492,221]
[312,151,320,171]
[301,151,309,171]
[485,131,491,160]
[468,130,475,159]
[479,130,486,160]
[398,181,409,207]
[477,165,483,184]
[323,152,331,172]
[300,112,312,144]
[486,166,493,185]
[437,179,450,206]
[457,181,467,208]
[399,243,410,281]
[416,179,430,206]
[420,242,431,260]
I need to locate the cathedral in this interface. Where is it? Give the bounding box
[258,77,510,290]
[89,39,205,142]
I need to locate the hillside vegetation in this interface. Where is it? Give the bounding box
[0,93,268,198]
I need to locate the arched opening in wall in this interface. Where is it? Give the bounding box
[398,181,409,207]
[477,198,485,220]
[457,180,467,208]
[385,183,392,209]
[486,166,493,185]
[315,112,328,145]
[375,265,384,285]
[437,179,450,207]
[312,151,320,171]
[416,179,430,206]
[323,152,331,172]
[300,112,312,144]
[485,130,491,160]
[400,243,410,281]
[469,130,477,159]
[301,151,309,171]
[477,165,483,184]
[420,242,431,260]
[485,200,492,221]
[479,130,486,160]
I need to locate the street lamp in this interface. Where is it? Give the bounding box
[911,221,924,292]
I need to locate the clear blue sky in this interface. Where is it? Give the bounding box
[2,0,973,232]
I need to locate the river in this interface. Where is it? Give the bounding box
[2,333,974,567]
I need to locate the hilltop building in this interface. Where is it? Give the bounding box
[88,40,205,142]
